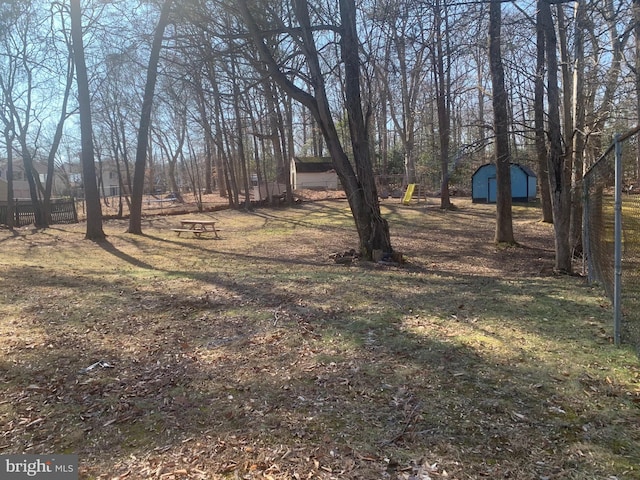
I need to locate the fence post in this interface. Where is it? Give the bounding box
[614,134,623,346]
[14,199,19,227]
[72,197,78,223]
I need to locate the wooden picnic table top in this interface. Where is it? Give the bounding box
[180,219,216,225]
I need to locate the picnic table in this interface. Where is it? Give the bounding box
[172,219,219,238]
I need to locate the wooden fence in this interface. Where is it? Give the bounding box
[0,198,78,226]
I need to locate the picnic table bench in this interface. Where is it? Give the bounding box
[172,219,219,238]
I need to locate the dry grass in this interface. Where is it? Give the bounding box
[1,197,639,479]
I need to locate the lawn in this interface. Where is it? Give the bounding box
[1,198,639,479]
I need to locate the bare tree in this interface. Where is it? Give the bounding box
[540,0,572,273]
[0,3,17,228]
[45,2,76,214]
[433,0,453,209]
[191,67,215,194]
[128,0,173,235]
[488,0,514,244]
[1,120,15,229]
[534,2,552,223]
[635,0,640,185]
[227,42,252,209]
[570,1,587,257]
[93,48,145,217]
[0,0,75,228]
[236,0,392,257]
[371,1,429,186]
[70,0,104,240]
[0,2,47,226]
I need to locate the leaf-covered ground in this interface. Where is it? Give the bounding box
[1,198,639,479]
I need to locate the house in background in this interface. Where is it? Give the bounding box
[56,159,121,198]
[0,160,50,199]
[290,156,339,190]
[0,171,6,200]
[471,163,537,203]
[99,163,121,197]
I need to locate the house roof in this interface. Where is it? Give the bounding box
[293,156,334,173]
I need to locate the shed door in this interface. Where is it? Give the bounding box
[488,177,497,203]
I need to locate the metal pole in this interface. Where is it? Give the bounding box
[613,134,623,346]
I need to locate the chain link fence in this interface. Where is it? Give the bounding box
[583,127,640,351]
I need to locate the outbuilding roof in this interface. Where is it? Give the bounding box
[472,162,537,178]
[293,156,334,173]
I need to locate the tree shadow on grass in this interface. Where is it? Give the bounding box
[96,239,157,270]
[2,257,638,478]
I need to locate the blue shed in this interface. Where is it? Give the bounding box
[472,163,537,203]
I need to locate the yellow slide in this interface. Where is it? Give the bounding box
[402,184,416,205]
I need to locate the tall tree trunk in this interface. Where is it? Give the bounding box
[535,2,552,223]
[117,114,133,205]
[128,0,172,234]
[232,79,251,210]
[206,63,233,204]
[44,52,74,218]
[386,17,424,186]
[475,44,487,161]
[339,0,391,256]
[633,0,640,184]
[262,77,291,202]
[570,1,586,257]
[377,49,390,175]
[194,72,214,194]
[434,0,451,209]
[20,148,46,226]
[489,0,514,244]
[284,97,296,198]
[237,0,392,258]
[223,117,240,206]
[557,4,572,161]
[540,0,572,273]
[156,126,184,199]
[3,125,15,229]
[70,0,104,240]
